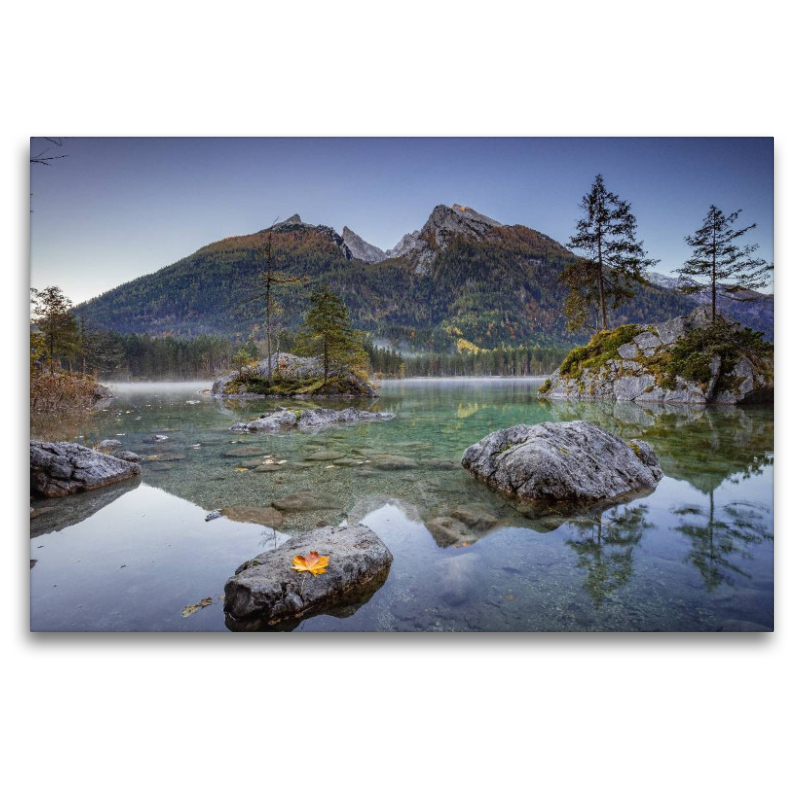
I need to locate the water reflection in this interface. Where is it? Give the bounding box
[548,401,773,493]
[30,478,142,537]
[564,505,653,606]
[29,380,774,632]
[673,494,773,591]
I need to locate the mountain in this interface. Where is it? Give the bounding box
[77,204,702,350]
[386,204,504,274]
[341,227,386,264]
[647,271,774,341]
[269,213,354,260]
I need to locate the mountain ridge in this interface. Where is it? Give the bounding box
[75,203,768,349]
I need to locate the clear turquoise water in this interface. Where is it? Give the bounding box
[30,379,774,632]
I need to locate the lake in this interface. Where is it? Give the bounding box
[30,379,774,632]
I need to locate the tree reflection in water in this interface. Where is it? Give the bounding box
[565,505,652,606]
[673,494,772,591]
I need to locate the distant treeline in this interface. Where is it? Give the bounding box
[79,331,568,381]
[366,343,569,378]
[82,331,256,380]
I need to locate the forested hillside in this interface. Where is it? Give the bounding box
[76,208,704,352]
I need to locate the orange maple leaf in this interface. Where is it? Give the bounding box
[291,550,330,576]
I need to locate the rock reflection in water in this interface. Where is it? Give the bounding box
[30,478,142,537]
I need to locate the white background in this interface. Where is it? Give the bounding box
[3,2,796,799]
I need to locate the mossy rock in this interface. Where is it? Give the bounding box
[558,325,644,379]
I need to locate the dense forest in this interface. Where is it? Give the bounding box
[60,331,568,381]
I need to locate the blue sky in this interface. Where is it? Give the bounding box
[30,137,774,304]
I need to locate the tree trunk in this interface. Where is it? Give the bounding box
[597,235,607,330]
[711,225,717,323]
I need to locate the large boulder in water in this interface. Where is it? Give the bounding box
[212,352,378,398]
[30,440,142,498]
[224,524,393,626]
[461,421,663,507]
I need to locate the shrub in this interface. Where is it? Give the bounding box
[30,371,100,412]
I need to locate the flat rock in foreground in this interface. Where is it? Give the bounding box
[461,421,663,507]
[30,440,142,499]
[224,524,393,625]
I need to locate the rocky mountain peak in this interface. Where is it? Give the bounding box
[267,214,353,261]
[426,204,502,243]
[387,203,504,274]
[341,227,387,264]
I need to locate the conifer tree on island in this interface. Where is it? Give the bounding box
[297,287,367,383]
[562,174,657,332]
[676,205,773,323]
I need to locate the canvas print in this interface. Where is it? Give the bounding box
[29,137,774,632]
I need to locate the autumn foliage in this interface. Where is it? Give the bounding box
[291,551,330,576]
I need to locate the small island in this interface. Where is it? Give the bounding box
[211,287,378,398]
[211,352,377,399]
[539,306,773,405]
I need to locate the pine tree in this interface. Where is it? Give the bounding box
[296,287,367,382]
[562,174,657,331]
[31,286,79,374]
[676,205,773,323]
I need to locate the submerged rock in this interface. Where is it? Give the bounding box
[450,504,499,530]
[297,407,394,427]
[230,407,394,433]
[427,516,475,547]
[115,451,142,463]
[221,506,284,529]
[461,421,663,507]
[30,440,142,499]
[420,458,459,471]
[230,410,298,433]
[271,492,340,513]
[304,450,345,461]
[371,454,418,471]
[95,439,122,453]
[146,452,185,462]
[223,446,271,457]
[223,524,393,625]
